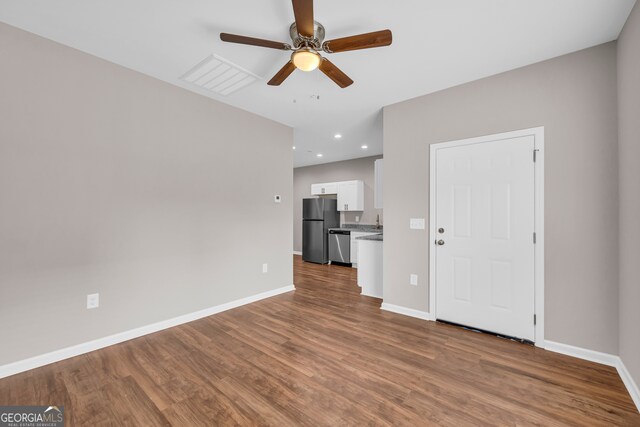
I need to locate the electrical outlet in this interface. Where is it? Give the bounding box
[355,216,360,222]
[87,293,100,309]
[410,218,426,230]
[262,263,268,273]
[410,274,418,286]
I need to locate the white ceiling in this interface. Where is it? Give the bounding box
[0,0,635,167]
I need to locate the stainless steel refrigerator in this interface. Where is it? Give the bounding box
[302,198,339,264]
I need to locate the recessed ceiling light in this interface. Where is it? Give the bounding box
[334,134,342,139]
[317,153,323,157]
[361,145,368,149]
[293,146,296,150]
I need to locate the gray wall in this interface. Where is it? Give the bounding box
[383,42,619,354]
[0,23,293,366]
[618,2,640,388]
[293,156,382,253]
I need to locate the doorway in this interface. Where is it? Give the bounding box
[429,127,544,345]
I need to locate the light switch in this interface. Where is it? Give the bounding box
[410,274,418,286]
[410,218,425,230]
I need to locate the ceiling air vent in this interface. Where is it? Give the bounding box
[180,54,261,96]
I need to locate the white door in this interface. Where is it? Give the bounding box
[434,135,535,341]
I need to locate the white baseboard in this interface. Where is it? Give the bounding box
[545,340,639,413]
[544,340,619,367]
[617,359,640,413]
[293,251,302,256]
[381,303,433,321]
[0,284,295,380]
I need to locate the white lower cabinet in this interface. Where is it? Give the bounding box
[350,233,362,264]
[350,231,381,266]
[357,239,383,298]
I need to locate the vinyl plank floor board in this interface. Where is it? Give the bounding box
[0,254,638,426]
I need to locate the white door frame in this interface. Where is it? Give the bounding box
[428,127,545,347]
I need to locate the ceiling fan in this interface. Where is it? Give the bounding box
[219,0,392,88]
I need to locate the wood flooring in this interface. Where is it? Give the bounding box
[1,255,638,426]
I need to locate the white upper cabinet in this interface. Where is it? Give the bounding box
[337,180,364,211]
[374,159,383,209]
[311,180,364,211]
[311,182,338,195]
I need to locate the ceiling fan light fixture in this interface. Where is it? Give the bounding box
[292,49,321,72]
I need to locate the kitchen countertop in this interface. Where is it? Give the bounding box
[328,224,383,233]
[355,234,383,241]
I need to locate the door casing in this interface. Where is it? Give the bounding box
[428,127,545,347]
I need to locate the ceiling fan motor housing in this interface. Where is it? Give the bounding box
[290,21,325,50]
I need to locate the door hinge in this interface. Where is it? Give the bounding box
[533,232,537,244]
[534,314,537,325]
[533,149,539,162]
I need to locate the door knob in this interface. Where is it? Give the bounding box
[435,239,445,246]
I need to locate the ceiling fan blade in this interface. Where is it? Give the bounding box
[319,58,353,88]
[268,61,297,86]
[322,29,392,53]
[220,33,290,50]
[292,0,314,38]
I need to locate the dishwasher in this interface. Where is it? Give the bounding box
[328,229,351,264]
